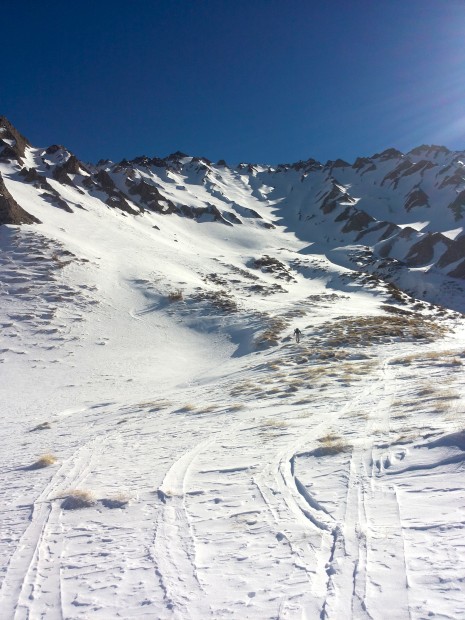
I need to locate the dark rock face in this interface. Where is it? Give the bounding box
[405,233,451,267]
[53,165,77,187]
[320,185,355,214]
[0,117,30,162]
[438,169,465,189]
[45,144,63,155]
[437,235,465,269]
[404,188,429,212]
[19,168,73,212]
[19,167,44,185]
[127,179,176,214]
[94,170,139,215]
[448,190,465,221]
[336,207,374,234]
[326,158,350,169]
[381,160,413,187]
[372,148,403,161]
[0,172,41,225]
[62,155,87,175]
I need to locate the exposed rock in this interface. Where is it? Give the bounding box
[179,203,234,225]
[0,172,41,225]
[405,232,451,267]
[320,184,355,214]
[352,157,375,172]
[335,207,374,234]
[438,169,465,189]
[448,190,465,221]
[19,167,45,185]
[372,148,403,161]
[249,255,295,281]
[408,144,450,158]
[381,160,413,187]
[0,116,30,161]
[404,188,429,211]
[41,192,74,213]
[94,170,139,215]
[62,154,88,175]
[45,144,63,154]
[326,158,350,169]
[402,159,434,177]
[448,259,465,279]
[437,235,465,268]
[53,165,77,187]
[119,155,167,169]
[355,221,397,243]
[127,179,176,214]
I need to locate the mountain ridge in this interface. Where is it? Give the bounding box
[2,116,465,306]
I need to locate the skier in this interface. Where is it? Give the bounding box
[293,327,302,343]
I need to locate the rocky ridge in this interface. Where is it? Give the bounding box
[2,117,465,290]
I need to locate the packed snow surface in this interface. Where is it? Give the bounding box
[1,155,465,620]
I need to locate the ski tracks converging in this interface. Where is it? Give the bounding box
[0,437,102,619]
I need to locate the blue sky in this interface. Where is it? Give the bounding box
[3,0,465,165]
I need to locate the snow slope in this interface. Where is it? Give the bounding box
[1,124,465,618]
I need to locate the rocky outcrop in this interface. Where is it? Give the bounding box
[437,235,465,269]
[405,232,451,267]
[335,206,375,234]
[448,190,465,221]
[0,117,30,162]
[127,179,176,214]
[0,172,40,225]
[94,170,139,215]
[404,188,429,211]
[320,184,355,214]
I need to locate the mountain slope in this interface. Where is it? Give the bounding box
[1,119,465,619]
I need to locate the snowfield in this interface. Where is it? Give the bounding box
[1,145,465,619]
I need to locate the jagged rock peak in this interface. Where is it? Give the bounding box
[408,144,451,158]
[277,158,322,172]
[0,116,30,161]
[371,148,403,161]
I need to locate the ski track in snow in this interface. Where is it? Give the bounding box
[2,178,465,618]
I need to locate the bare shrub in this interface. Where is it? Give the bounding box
[61,490,96,510]
[168,289,183,302]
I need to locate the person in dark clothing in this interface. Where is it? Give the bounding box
[293,328,302,343]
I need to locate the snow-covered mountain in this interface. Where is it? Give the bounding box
[1,117,465,619]
[4,115,465,294]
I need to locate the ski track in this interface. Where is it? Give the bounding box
[3,340,465,619]
[2,220,465,617]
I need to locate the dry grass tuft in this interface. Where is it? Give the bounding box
[261,418,289,429]
[255,316,288,348]
[174,403,196,413]
[61,490,96,510]
[316,315,448,349]
[317,433,351,455]
[29,454,57,469]
[227,404,245,412]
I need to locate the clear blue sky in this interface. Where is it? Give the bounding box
[3,0,465,165]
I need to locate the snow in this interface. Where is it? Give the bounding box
[1,154,465,619]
